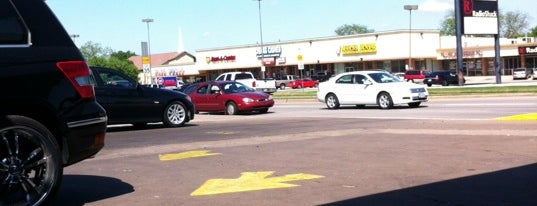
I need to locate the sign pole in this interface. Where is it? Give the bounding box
[455,0,465,86]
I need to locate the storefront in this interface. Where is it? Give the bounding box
[437,38,537,76]
[195,30,441,80]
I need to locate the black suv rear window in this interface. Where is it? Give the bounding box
[0,0,30,45]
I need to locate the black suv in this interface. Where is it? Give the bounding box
[0,1,107,205]
[423,70,464,87]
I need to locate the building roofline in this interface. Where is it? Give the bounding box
[196,29,440,52]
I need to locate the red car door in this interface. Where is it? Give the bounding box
[191,84,211,111]
[204,84,226,111]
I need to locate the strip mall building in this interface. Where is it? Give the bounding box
[135,30,537,84]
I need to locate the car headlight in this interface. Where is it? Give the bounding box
[243,97,254,103]
[268,95,273,100]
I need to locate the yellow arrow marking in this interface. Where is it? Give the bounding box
[496,113,537,121]
[159,150,221,161]
[191,171,324,196]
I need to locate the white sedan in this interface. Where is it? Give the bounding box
[316,71,428,109]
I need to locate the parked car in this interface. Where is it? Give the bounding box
[0,1,108,205]
[275,75,299,90]
[403,70,429,82]
[393,72,405,81]
[512,68,533,80]
[423,70,464,87]
[310,73,331,82]
[184,81,274,115]
[215,71,277,94]
[91,66,195,127]
[534,68,537,80]
[289,78,319,89]
[317,71,428,109]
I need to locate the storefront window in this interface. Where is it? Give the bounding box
[415,60,426,71]
[526,56,537,68]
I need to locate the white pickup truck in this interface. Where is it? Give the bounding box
[215,72,277,94]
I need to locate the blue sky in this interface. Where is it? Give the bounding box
[46,0,537,55]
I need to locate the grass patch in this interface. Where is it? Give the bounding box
[272,85,537,99]
[428,85,537,96]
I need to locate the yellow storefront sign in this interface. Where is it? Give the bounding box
[359,43,377,54]
[340,43,377,55]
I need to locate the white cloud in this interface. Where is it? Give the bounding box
[419,0,453,12]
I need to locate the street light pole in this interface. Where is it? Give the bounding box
[69,34,79,45]
[404,5,418,70]
[253,0,265,79]
[142,18,154,84]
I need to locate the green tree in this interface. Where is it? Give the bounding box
[439,10,456,36]
[530,26,537,36]
[501,11,530,38]
[79,41,139,80]
[438,10,532,38]
[80,41,112,60]
[335,24,374,36]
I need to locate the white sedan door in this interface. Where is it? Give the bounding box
[333,74,368,104]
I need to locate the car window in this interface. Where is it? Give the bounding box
[353,75,368,84]
[181,84,197,94]
[335,75,353,84]
[0,1,30,46]
[235,73,252,80]
[222,82,254,93]
[196,85,208,94]
[97,70,135,88]
[210,85,220,94]
[216,75,225,81]
[368,72,400,83]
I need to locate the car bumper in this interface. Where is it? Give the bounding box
[513,74,526,79]
[256,88,277,94]
[398,93,429,104]
[63,101,107,166]
[238,100,275,111]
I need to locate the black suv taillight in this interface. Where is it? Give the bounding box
[56,61,95,99]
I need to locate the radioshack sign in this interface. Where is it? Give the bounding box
[460,0,498,35]
[519,46,537,55]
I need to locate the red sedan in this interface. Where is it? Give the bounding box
[289,78,319,89]
[184,81,274,115]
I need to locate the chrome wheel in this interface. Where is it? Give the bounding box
[325,94,340,109]
[0,116,61,206]
[377,92,393,109]
[164,101,187,127]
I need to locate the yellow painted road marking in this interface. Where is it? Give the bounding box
[159,150,221,161]
[191,171,324,196]
[496,113,537,121]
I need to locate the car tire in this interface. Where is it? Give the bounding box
[279,84,286,90]
[427,83,432,87]
[0,115,63,206]
[377,92,393,109]
[259,108,269,114]
[408,102,421,108]
[226,102,238,115]
[441,80,449,86]
[325,93,340,109]
[163,101,187,127]
[297,85,302,89]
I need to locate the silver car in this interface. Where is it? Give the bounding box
[512,68,531,80]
